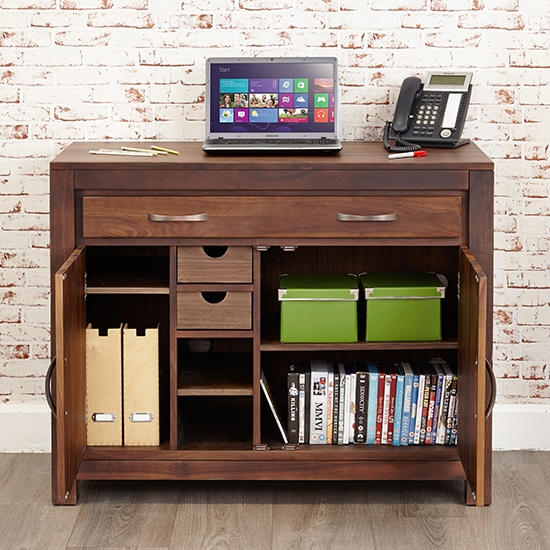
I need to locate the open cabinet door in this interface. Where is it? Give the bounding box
[53,245,86,504]
[458,246,487,506]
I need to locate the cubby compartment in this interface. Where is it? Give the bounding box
[177,338,253,397]
[85,247,170,448]
[85,246,170,294]
[178,396,253,450]
[260,245,459,347]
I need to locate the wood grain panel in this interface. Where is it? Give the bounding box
[457,247,487,506]
[54,246,87,505]
[177,246,252,283]
[82,195,463,239]
[177,290,252,330]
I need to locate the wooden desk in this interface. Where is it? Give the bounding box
[49,142,494,505]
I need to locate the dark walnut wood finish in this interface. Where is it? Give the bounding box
[50,141,494,505]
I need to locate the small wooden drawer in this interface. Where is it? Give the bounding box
[177,290,252,330]
[178,246,252,283]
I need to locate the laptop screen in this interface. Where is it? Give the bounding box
[205,57,339,140]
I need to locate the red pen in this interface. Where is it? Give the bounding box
[388,150,427,159]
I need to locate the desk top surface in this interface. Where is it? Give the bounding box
[51,141,493,172]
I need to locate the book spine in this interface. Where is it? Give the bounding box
[419,368,431,445]
[413,370,424,445]
[425,367,437,445]
[298,365,310,445]
[450,397,458,445]
[408,372,419,445]
[287,365,300,445]
[392,367,404,446]
[438,362,454,445]
[337,363,346,445]
[381,367,391,445]
[375,369,386,445]
[400,364,413,446]
[354,371,368,444]
[445,376,458,445]
[431,366,444,445]
[348,366,357,444]
[437,373,452,445]
[366,366,378,445]
[332,368,340,445]
[326,366,334,445]
[309,361,328,444]
[386,367,398,445]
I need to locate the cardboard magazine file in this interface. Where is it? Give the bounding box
[86,324,123,446]
[360,272,447,342]
[123,324,160,446]
[279,274,359,343]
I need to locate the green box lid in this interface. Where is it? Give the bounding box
[360,272,446,299]
[279,274,359,301]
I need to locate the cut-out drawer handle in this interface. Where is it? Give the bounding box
[337,213,397,222]
[148,213,208,222]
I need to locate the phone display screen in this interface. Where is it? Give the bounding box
[429,74,466,86]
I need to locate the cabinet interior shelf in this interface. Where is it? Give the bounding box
[177,330,254,338]
[178,358,253,397]
[86,286,169,295]
[83,442,462,461]
[260,338,459,352]
[86,255,169,294]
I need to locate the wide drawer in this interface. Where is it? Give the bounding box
[82,195,462,239]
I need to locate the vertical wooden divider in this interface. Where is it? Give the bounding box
[169,246,179,450]
[253,247,262,448]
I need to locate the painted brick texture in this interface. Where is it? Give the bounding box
[1,1,549,405]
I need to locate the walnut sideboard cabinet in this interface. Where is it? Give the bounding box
[49,141,494,505]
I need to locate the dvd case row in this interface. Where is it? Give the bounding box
[286,359,458,446]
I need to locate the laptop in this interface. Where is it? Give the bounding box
[202,57,342,153]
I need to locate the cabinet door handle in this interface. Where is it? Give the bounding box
[45,356,57,418]
[148,213,208,222]
[337,213,397,222]
[485,359,497,420]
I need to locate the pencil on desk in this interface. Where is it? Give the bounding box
[151,145,180,155]
[121,146,165,155]
[89,149,156,157]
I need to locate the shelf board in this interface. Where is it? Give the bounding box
[87,286,169,295]
[260,338,459,352]
[178,355,253,397]
[86,256,169,295]
[177,329,254,338]
[84,442,461,461]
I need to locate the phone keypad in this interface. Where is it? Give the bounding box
[413,94,444,138]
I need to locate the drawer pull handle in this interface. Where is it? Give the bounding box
[148,213,208,222]
[337,213,397,222]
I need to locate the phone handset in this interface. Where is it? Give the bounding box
[383,77,423,153]
[392,76,422,133]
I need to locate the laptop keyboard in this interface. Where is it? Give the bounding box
[212,138,340,146]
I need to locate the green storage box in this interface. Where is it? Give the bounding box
[360,272,446,342]
[279,274,359,343]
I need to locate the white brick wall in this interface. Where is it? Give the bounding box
[1,1,549,412]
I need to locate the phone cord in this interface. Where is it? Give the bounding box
[383,121,422,153]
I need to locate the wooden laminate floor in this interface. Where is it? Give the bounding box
[1,451,549,549]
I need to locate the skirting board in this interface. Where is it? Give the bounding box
[0,402,549,452]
